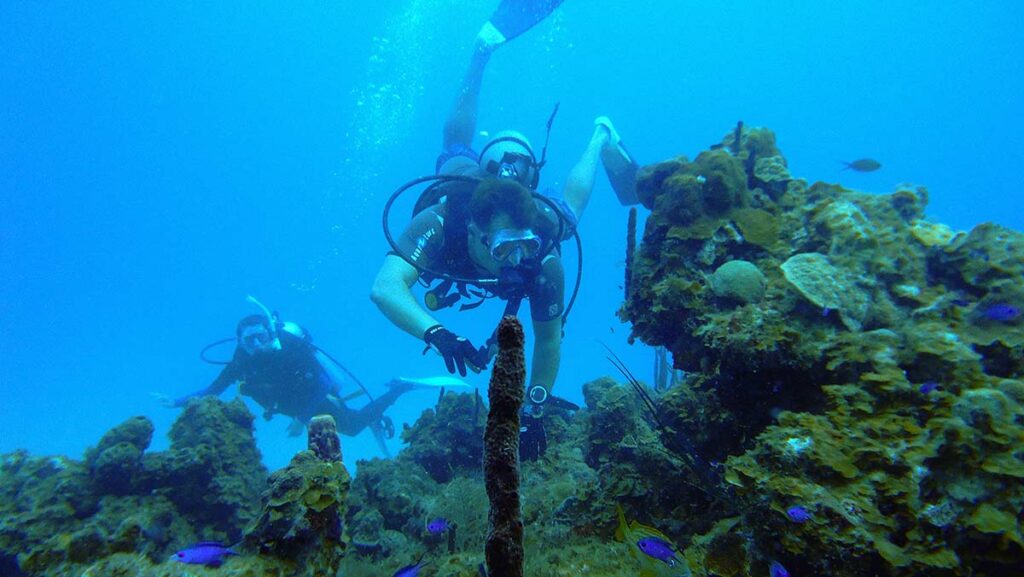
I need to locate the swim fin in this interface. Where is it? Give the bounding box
[484,0,566,45]
[392,376,472,389]
[369,421,392,457]
[595,116,640,205]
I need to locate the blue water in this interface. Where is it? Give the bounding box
[2,1,1021,471]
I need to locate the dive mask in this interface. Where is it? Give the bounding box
[486,151,535,185]
[241,327,273,353]
[488,228,542,265]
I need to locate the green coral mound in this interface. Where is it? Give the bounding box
[620,124,1024,576]
[711,260,767,304]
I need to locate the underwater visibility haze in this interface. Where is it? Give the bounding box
[1,1,1023,576]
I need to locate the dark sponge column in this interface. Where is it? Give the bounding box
[484,316,526,577]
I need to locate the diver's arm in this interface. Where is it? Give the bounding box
[527,253,566,392]
[173,364,239,407]
[371,254,439,340]
[530,316,562,393]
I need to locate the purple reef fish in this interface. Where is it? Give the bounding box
[919,381,940,394]
[427,517,450,535]
[637,536,679,566]
[170,541,238,567]
[786,505,811,523]
[393,555,428,577]
[770,560,791,577]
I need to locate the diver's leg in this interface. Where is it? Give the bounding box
[442,34,500,151]
[328,382,409,438]
[328,403,365,438]
[562,123,611,221]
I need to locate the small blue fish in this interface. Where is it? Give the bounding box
[426,517,450,535]
[169,542,238,567]
[637,536,679,566]
[786,506,811,523]
[821,307,832,317]
[770,560,790,577]
[393,556,428,577]
[983,303,1021,322]
[919,381,940,394]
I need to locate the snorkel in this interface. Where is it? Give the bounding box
[246,295,282,351]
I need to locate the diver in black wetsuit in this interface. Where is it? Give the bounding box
[159,314,410,453]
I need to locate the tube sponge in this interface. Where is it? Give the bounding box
[484,316,526,577]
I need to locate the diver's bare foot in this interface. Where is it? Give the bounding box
[475,21,506,55]
[593,116,618,151]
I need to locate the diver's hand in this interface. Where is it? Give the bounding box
[286,418,305,437]
[151,392,177,408]
[423,325,487,377]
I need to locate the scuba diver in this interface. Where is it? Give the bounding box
[157,298,444,455]
[371,3,639,460]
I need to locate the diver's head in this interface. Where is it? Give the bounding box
[479,130,540,189]
[468,179,543,267]
[236,314,274,355]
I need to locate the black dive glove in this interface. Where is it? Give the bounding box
[423,325,487,377]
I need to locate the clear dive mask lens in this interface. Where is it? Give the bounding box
[489,229,542,264]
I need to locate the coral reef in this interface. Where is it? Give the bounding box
[4,124,1022,577]
[0,400,360,577]
[620,124,1024,575]
[485,316,527,577]
[149,396,267,536]
[0,397,266,576]
[400,390,486,483]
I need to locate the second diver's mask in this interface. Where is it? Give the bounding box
[479,130,541,189]
[240,324,275,355]
[488,228,542,266]
[485,151,536,186]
